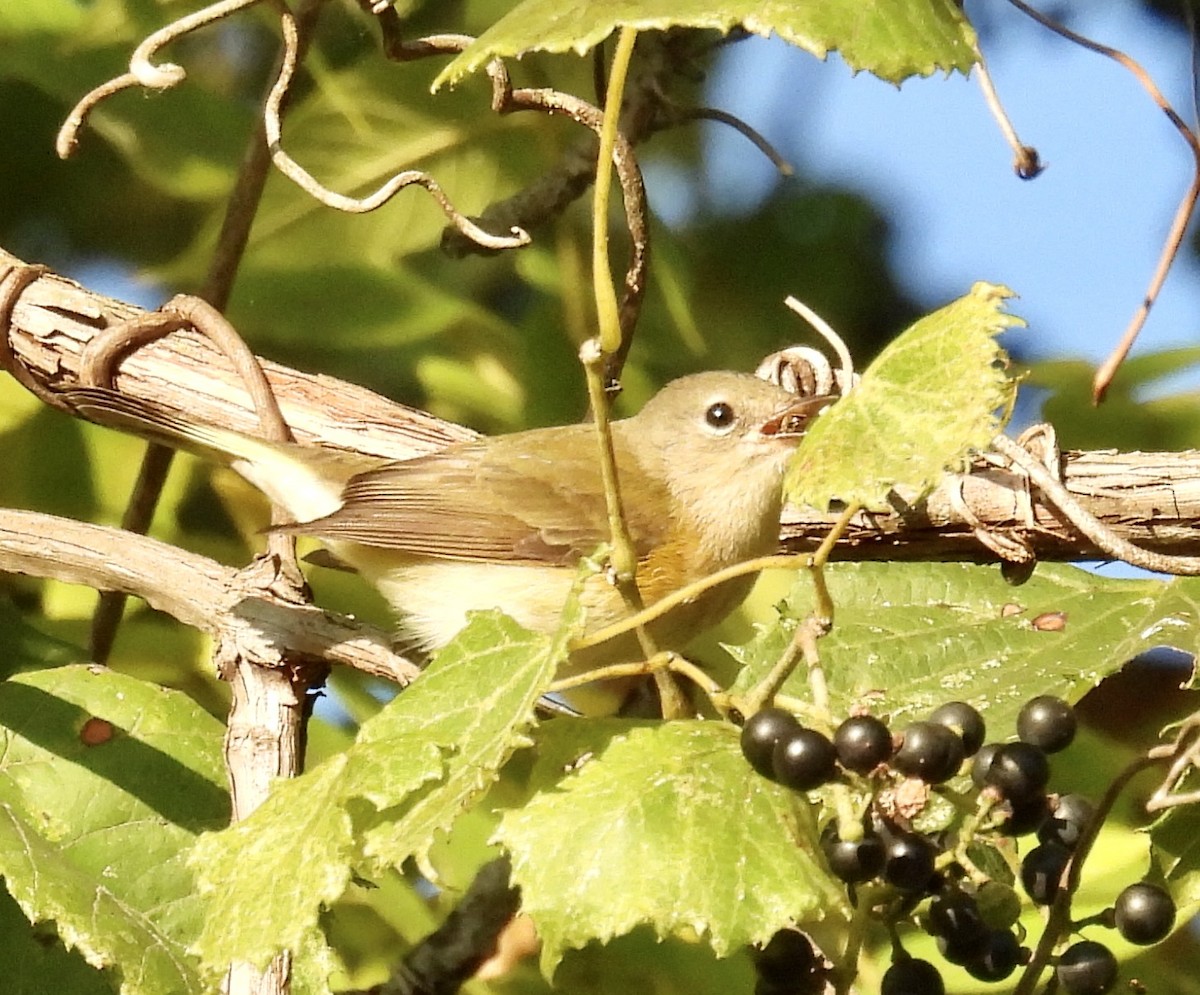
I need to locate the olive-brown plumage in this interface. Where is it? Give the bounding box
[66,372,827,708]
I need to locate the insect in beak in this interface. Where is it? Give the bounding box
[760,394,837,438]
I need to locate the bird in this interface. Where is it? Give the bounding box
[64,371,829,711]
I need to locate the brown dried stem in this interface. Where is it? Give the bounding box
[57,0,263,157]
[382,31,651,382]
[265,12,528,251]
[972,49,1042,178]
[0,509,420,687]
[85,0,325,671]
[1146,715,1200,811]
[1013,748,1170,995]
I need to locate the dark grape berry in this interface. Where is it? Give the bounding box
[883,832,938,892]
[772,727,837,791]
[970,742,1001,789]
[929,701,985,756]
[960,926,1017,984]
[1017,695,1077,753]
[1038,793,1095,849]
[964,929,1022,982]
[998,792,1051,837]
[821,824,886,883]
[833,715,893,773]
[881,957,945,995]
[742,708,801,779]
[928,890,987,942]
[754,928,817,987]
[984,742,1050,802]
[928,891,989,963]
[892,721,965,784]
[1021,841,1071,905]
[1114,882,1176,945]
[1056,940,1118,995]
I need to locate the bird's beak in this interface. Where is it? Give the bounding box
[760,394,837,439]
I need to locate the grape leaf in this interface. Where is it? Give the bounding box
[435,0,978,88]
[0,666,228,995]
[0,599,81,679]
[1149,783,1200,923]
[729,562,1199,736]
[787,282,1021,512]
[0,884,111,995]
[497,720,849,974]
[191,610,562,974]
[0,804,201,994]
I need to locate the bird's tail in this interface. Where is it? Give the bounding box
[60,386,361,522]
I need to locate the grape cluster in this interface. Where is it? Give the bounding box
[741,694,1178,995]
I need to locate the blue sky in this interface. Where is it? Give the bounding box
[691,2,1200,379]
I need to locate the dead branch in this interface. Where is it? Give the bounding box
[6,248,1200,564]
[0,508,419,687]
[0,248,477,460]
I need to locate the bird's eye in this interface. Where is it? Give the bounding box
[705,401,735,430]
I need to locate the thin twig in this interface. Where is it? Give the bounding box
[130,0,262,87]
[1005,0,1200,402]
[56,75,141,158]
[89,444,174,664]
[57,0,263,156]
[578,340,687,715]
[264,11,528,251]
[1146,716,1200,811]
[578,31,683,716]
[972,50,1043,178]
[547,660,652,695]
[1013,750,1169,995]
[782,297,858,393]
[569,553,807,654]
[681,107,795,176]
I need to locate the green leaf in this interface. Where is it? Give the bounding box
[436,0,978,88]
[189,747,436,979]
[0,666,228,995]
[786,282,1021,512]
[497,721,848,975]
[361,611,564,866]
[1149,791,1200,922]
[729,562,1199,735]
[191,611,562,974]
[0,600,81,680]
[0,883,111,995]
[0,804,201,994]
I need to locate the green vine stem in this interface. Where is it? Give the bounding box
[591,26,638,358]
[579,29,691,716]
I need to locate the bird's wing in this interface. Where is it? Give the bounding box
[284,426,671,564]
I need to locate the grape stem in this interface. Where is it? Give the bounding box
[1012,750,1170,995]
[739,503,858,717]
[829,885,873,995]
